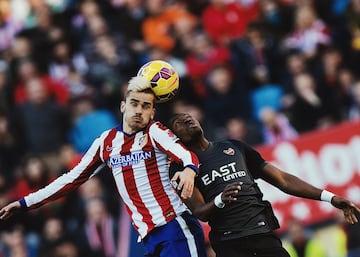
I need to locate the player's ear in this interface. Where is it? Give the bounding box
[120,101,125,113]
[150,108,155,119]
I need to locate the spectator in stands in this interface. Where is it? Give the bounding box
[68,95,117,154]
[38,217,68,257]
[283,218,326,257]
[0,223,38,257]
[52,238,79,257]
[231,21,284,89]
[285,73,339,133]
[14,154,62,232]
[13,58,69,107]
[48,39,88,88]
[257,0,294,39]
[225,117,263,146]
[76,197,118,257]
[114,0,147,57]
[142,0,198,53]
[185,31,230,98]
[281,49,309,95]
[13,77,69,172]
[17,4,64,72]
[203,65,243,128]
[259,107,298,145]
[85,34,135,109]
[201,0,259,46]
[283,5,331,59]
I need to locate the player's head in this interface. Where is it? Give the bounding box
[169,113,204,145]
[121,76,156,133]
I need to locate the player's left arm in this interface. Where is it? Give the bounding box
[260,163,360,224]
[182,182,242,221]
[150,122,199,199]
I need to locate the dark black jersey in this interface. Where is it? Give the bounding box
[193,140,279,242]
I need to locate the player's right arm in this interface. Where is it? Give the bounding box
[0,136,105,220]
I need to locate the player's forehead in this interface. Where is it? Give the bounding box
[174,113,191,122]
[127,91,155,105]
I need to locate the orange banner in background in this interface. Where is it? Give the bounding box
[255,120,360,231]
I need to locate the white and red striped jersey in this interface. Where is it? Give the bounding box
[21,121,199,238]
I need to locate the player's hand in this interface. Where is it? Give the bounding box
[221,182,243,203]
[171,167,196,199]
[0,201,21,220]
[331,196,360,224]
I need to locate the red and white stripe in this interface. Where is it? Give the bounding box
[24,121,198,239]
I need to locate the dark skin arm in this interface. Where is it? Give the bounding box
[260,163,360,224]
[181,163,360,224]
[183,182,242,222]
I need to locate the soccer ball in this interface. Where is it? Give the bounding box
[137,60,179,103]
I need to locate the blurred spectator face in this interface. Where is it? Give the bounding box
[145,0,164,15]
[259,107,277,129]
[352,82,360,104]
[0,114,8,140]
[34,4,52,29]
[191,33,211,55]
[23,156,47,184]
[287,53,306,75]
[80,0,100,19]
[210,0,226,7]
[226,118,247,140]
[79,177,104,201]
[12,37,31,58]
[295,6,316,29]
[294,73,316,95]
[18,60,37,81]
[43,217,64,241]
[287,219,307,244]
[25,78,49,105]
[86,198,108,224]
[352,0,360,12]
[95,35,117,61]
[1,225,26,249]
[54,241,79,257]
[125,0,142,9]
[208,66,232,95]
[322,48,342,70]
[88,15,108,37]
[54,41,70,61]
[259,0,278,14]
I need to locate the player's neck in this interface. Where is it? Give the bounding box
[190,137,209,152]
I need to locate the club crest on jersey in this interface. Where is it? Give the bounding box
[223,148,235,155]
[138,134,148,147]
[109,151,152,168]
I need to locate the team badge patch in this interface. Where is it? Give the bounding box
[138,134,148,147]
[223,148,235,155]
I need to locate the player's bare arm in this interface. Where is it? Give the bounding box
[260,163,360,224]
[0,201,21,220]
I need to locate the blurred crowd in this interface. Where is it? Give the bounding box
[1,0,360,256]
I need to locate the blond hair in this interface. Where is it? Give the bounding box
[127,76,151,92]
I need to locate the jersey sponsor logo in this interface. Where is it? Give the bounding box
[109,151,152,168]
[223,148,235,155]
[201,162,246,185]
